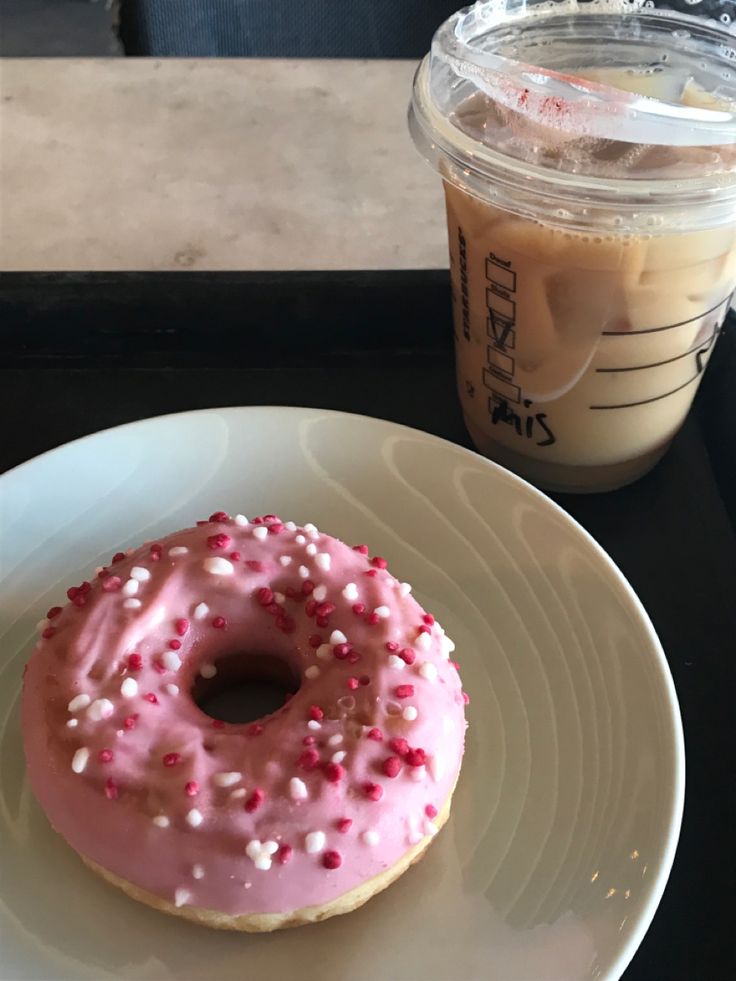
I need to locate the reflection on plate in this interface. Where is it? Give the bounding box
[0,407,683,981]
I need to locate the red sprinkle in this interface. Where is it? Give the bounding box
[366,613,380,625]
[315,602,336,618]
[425,804,438,819]
[286,586,301,601]
[346,677,359,690]
[212,616,227,629]
[153,659,166,675]
[333,643,352,660]
[405,747,426,767]
[418,624,431,634]
[162,752,181,767]
[352,603,366,615]
[395,684,415,699]
[211,719,226,729]
[337,817,353,833]
[316,615,329,628]
[352,544,369,554]
[144,692,159,704]
[347,651,361,664]
[265,603,280,617]
[267,522,285,535]
[323,850,342,870]
[185,781,199,797]
[78,581,91,595]
[149,544,162,561]
[66,585,79,600]
[382,756,402,778]
[257,587,274,607]
[104,778,119,800]
[308,634,322,648]
[247,723,264,737]
[244,788,265,813]
[324,762,345,783]
[364,570,378,578]
[359,674,371,686]
[101,576,122,592]
[111,552,126,564]
[389,737,409,757]
[371,556,388,569]
[301,580,315,596]
[305,599,317,618]
[399,647,416,665]
[450,660,460,671]
[302,735,316,746]
[46,606,63,620]
[246,560,265,572]
[41,626,56,639]
[363,782,383,801]
[423,613,435,626]
[228,551,241,562]
[97,569,109,579]
[277,615,296,634]
[209,511,229,523]
[71,594,88,608]
[277,843,293,865]
[385,641,400,653]
[175,618,189,636]
[308,705,324,721]
[168,639,182,650]
[207,533,232,551]
[98,749,114,764]
[128,653,143,671]
[297,749,320,770]
[367,727,383,741]
[463,691,470,705]
[123,714,138,730]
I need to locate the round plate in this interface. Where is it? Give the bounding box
[0,407,683,981]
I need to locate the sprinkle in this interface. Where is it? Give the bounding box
[395,684,415,699]
[305,666,321,681]
[66,719,78,728]
[297,749,320,770]
[416,631,432,651]
[419,662,438,682]
[203,557,234,576]
[387,655,405,671]
[330,630,347,645]
[152,815,169,828]
[382,756,402,778]
[68,693,91,713]
[122,579,139,597]
[399,647,416,665]
[331,751,346,764]
[192,864,205,879]
[168,547,189,557]
[312,584,327,602]
[411,764,427,781]
[352,544,369,554]
[337,817,352,833]
[363,782,383,801]
[306,543,318,556]
[361,830,380,846]
[279,555,292,567]
[305,831,326,854]
[315,553,331,571]
[248,723,264,736]
[165,684,179,695]
[428,755,444,781]
[342,582,359,601]
[441,635,456,658]
[424,820,439,836]
[352,603,366,615]
[403,706,418,721]
[200,663,217,679]
[367,727,383,741]
[123,714,139,729]
[186,808,203,828]
[120,677,138,698]
[399,582,412,597]
[244,789,265,813]
[234,514,249,526]
[405,747,426,767]
[322,850,342,870]
[173,888,190,908]
[71,747,90,773]
[161,651,182,672]
[245,560,264,572]
[212,615,227,629]
[193,602,209,620]
[290,777,308,801]
[324,762,345,783]
[130,567,151,582]
[104,778,119,800]
[333,643,352,660]
[174,618,189,636]
[209,511,229,523]
[277,843,293,864]
[163,752,181,767]
[123,598,142,610]
[346,677,359,690]
[327,734,343,747]
[100,577,121,593]
[297,565,309,579]
[295,534,306,545]
[374,606,391,619]
[304,523,319,538]
[207,533,232,551]
[245,839,278,870]
[87,698,114,722]
[371,556,387,569]
[389,737,409,756]
[230,788,247,800]
[315,644,332,660]
[185,781,199,797]
[251,526,268,542]
[307,719,322,731]
[213,772,242,787]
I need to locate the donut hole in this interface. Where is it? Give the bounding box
[192,652,300,725]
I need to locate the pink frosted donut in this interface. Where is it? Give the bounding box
[22,512,467,930]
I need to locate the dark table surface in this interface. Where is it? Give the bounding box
[2,272,734,981]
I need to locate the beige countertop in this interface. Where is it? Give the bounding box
[1,58,449,271]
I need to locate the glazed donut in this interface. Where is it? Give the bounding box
[22,512,468,931]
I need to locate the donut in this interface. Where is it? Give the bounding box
[22,511,468,931]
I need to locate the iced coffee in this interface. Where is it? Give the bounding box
[410,0,736,491]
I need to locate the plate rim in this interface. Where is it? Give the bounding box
[0,403,685,981]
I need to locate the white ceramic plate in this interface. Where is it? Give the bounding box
[0,407,684,981]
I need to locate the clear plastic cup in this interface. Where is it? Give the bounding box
[410,0,736,492]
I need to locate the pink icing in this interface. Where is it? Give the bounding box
[22,513,467,915]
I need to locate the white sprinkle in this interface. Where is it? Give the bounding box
[304,523,319,538]
[120,677,138,698]
[123,598,142,610]
[416,631,432,651]
[361,830,380,846]
[213,771,242,787]
[403,706,419,722]
[165,684,179,696]
[315,553,331,571]
[273,591,285,605]
[200,663,217,679]
[66,719,78,728]
[342,582,359,601]
[295,534,306,545]
[193,602,209,620]
[71,747,90,773]
[305,543,317,556]
[331,751,346,764]
[285,521,297,531]
[441,634,456,658]
[126,547,134,555]
[290,777,308,801]
[307,719,322,731]
[253,526,269,541]
[68,693,91,713]
[234,514,249,526]
[428,754,444,782]
[337,695,356,711]
[411,764,427,782]
[312,584,327,602]
[298,565,309,579]
[203,557,234,576]
[315,644,332,660]
[327,734,343,747]
[186,808,203,828]
[424,820,439,836]
[168,546,189,557]
[37,618,49,633]
[419,662,438,682]
[130,566,151,582]
[374,605,391,619]
[409,831,423,844]
[388,655,405,671]
[330,630,347,645]
[87,698,114,722]
[279,555,292,567]
[246,839,278,870]
[161,651,181,672]
[122,579,139,597]
[230,788,247,800]
[174,888,190,908]
[152,815,170,828]
[399,582,412,597]
[192,864,205,880]
[305,831,326,854]
[305,665,320,680]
